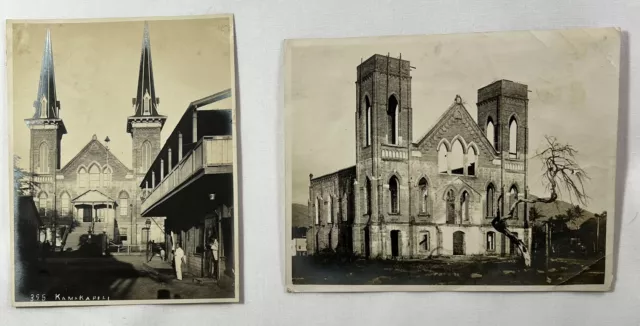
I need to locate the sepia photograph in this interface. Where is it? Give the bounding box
[285,28,620,292]
[7,15,239,306]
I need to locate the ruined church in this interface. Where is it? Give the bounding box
[307,54,532,258]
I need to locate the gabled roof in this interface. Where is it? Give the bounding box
[446,177,482,195]
[60,134,131,173]
[414,95,498,157]
[72,189,116,203]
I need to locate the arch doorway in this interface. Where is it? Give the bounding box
[364,227,371,258]
[453,231,465,255]
[390,230,400,258]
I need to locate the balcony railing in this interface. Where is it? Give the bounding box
[141,136,233,214]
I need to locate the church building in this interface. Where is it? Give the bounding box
[307,54,532,259]
[25,25,166,250]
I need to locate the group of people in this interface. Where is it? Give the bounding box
[147,237,219,281]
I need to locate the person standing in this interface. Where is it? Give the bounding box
[174,243,186,281]
[209,238,219,279]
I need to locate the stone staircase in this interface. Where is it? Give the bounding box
[61,221,110,251]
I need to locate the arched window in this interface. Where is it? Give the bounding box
[365,96,372,147]
[89,164,101,189]
[460,191,470,222]
[103,166,112,188]
[365,177,372,215]
[387,95,398,145]
[467,145,477,176]
[77,167,88,188]
[315,198,320,224]
[509,185,519,219]
[438,142,448,173]
[38,142,49,174]
[119,191,129,216]
[327,196,333,224]
[486,119,495,149]
[450,139,464,175]
[141,141,152,173]
[486,231,496,251]
[420,232,430,251]
[143,91,151,115]
[418,178,429,214]
[37,192,48,215]
[509,117,518,158]
[389,176,399,214]
[60,192,70,216]
[446,189,456,224]
[486,183,496,218]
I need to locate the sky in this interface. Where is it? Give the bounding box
[10,17,233,174]
[289,28,621,214]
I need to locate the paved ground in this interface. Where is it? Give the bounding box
[15,255,234,303]
[291,255,606,286]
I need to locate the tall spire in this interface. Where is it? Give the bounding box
[132,22,160,117]
[33,29,60,119]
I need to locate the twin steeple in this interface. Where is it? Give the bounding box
[132,22,160,117]
[127,22,166,133]
[33,29,60,120]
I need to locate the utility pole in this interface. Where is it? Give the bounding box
[545,222,550,272]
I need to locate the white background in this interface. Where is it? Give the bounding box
[1,0,639,325]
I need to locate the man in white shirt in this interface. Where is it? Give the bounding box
[174,243,186,281]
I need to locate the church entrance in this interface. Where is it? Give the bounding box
[390,230,400,258]
[453,231,465,255]
[363,227,370,258]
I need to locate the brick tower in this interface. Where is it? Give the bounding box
[127,22,166,243]
[353,54,413,258]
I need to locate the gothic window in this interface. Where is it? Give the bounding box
[327,196,334,224]
[486,183,496,218]
[365,96,372,147]
[103,166,112,188]
[387,95,399,145]
[460,191,470,222]
[420,232,430,251]
[38,142,49,174]
[89,164,101,189]
[509,185,519,219]
[486,118,496,149]
[509,116,518,158]
[77,167,88,188]
[467,145,477,176]
[119,191,129,216]
[450,139,465,175]
[365,177,372,215]
[60,192,70,216]
[141,141,152,173]
[486,231,496,251]
[389,176,399,214]
[445,189,456,224]
[438,142,448,173]
[143,91,151,115]
[418,178,429,214]
[37,192,48,216]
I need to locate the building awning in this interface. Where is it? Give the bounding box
[71,190,116,205]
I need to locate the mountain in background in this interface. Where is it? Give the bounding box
[292,203,309,228]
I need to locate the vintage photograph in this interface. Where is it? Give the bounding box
[285,28,620,291]
[8,15,239,306]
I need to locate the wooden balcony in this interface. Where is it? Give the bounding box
[141,136,233,215]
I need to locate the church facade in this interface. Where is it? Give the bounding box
[25,25,166,250]
[307,54,532,259]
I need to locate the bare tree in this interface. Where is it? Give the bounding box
[491,136,589,267]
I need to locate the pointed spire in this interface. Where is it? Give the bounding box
[33,29,60,119]
[132,22,160,117]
